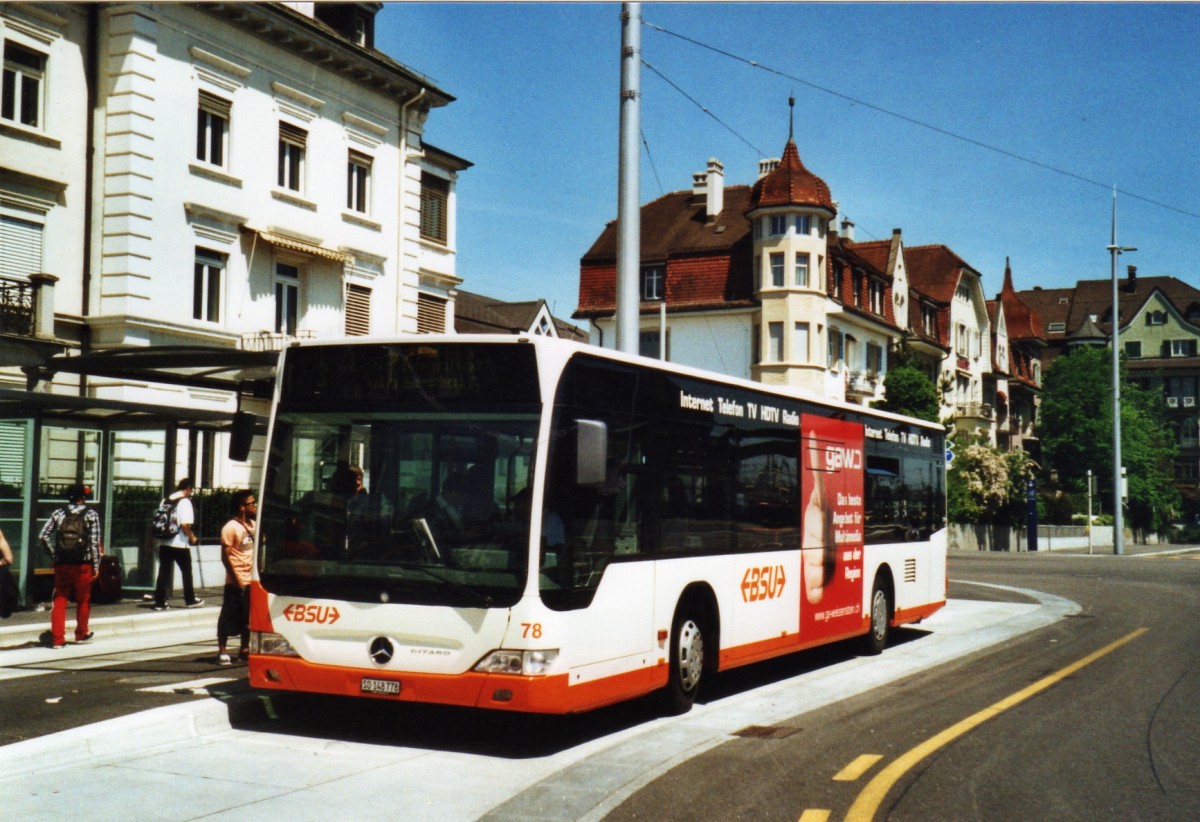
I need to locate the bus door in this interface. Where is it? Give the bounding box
[799,415,865,639]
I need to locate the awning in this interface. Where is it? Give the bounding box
[257,230,353,264]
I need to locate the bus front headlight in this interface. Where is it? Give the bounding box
[250,631,299,657]
[473,649,559,676]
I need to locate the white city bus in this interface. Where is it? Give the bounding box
[248,335,946,714]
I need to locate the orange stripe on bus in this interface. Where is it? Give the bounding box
[249,656,668,714]
[248,581,273,633]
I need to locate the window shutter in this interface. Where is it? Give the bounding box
[279,121,307,147]
[198,90,231,118]
[416,293,447,334]
[345,284,371,336]
[0,214,43,278]
[420,173,449,243]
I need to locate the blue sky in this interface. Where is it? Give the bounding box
[377,3,1200,323]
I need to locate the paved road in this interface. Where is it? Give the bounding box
[2,550,1196,820]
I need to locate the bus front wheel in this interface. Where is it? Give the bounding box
[862,580,891,656]
[665,609,705,714]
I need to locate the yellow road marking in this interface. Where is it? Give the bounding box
[799,810,831,822]
[833,754,883,782]
[843,628,1148,822]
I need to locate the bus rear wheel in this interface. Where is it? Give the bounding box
[862,580,891,656]
[665,609,705,714]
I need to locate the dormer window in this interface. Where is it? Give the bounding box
[641,266,663,301]
[869,280,885,314]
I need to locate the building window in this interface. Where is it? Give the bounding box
[769,215,787,236]
[346,150,371,214]
[753,256,761,291]
[866,342,884,375]
[186,429,216,489]
[828,328,844,368]
[274,263,300,335]
[831,262,843,299]
[956,322,970,357]
[922,305,937,336]
[420,172,449,244]
[193,249,223,323]
[1168,339,1198,357]
[641,266,663,301]
[345,283,370,336]
[794,214,811,236]
[2,41,45,128]
[770,253,785,288]
[196,91,230,167]
[956,283,970,301]
[417,292,447,333]
[852,270,864,306]
[794,252,810,287]
[639,329,667,359]
[1146,310,1167,326]
[752,323,761,364]
[869,280,885,314]
[1124,341,1142,359]
[794,322,810,362]
[0,211,43,279]
[768,322,784,362]
[278,122,306,192]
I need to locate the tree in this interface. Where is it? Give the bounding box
[947,437,1034,525]
[1037,346,1179,532]
[873,366,939,422]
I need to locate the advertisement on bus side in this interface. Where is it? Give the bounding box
[800,415,865,635]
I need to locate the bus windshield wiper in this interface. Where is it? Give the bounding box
[393,561,494,609]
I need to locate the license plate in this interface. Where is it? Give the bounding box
[361,677,401,695]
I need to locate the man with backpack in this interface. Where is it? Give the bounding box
[39,484,103,648]
[152,477,203,611]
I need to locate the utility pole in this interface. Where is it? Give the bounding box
[1107,187,1135,555]
[615,2,641,355]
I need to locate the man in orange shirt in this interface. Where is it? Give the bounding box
[216,490,255,665]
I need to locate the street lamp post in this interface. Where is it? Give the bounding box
[1107,188,1135,555]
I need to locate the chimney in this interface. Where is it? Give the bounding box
[840,218,855,242]
[758,158,780,179]
[705,158,724,221]
[1124,264,1137,292]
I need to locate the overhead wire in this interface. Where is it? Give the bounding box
[641,129,665,197]
[644,20,1200,221]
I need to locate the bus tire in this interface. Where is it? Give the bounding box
[862,578,891,656]
[665,606,705,714]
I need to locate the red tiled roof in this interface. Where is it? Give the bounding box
[581,186,753,264]
[577,186,754,317]
[749,141,835,213]
[845,239,890,274]
[997,260,1045,342]
[904,244,976,303]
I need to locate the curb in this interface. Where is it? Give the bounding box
[0,605,218,649]
[0,683,275,772]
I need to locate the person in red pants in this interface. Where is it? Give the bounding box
[39,484,102,648]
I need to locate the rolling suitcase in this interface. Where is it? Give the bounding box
[92,554,123,603]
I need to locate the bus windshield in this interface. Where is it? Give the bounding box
[258,343,541,608]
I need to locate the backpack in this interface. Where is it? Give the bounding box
[55,507,88,563]
[151,498,180,540]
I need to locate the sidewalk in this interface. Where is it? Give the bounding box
[0,586,223,649]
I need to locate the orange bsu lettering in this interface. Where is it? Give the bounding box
[741,565,786,602]
[282,603,341,624]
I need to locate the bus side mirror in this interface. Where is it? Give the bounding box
[229,411,256,462]
[575,419,607,487]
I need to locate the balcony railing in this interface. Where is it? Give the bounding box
[238,330,316,352]
[955,402,994,421]
[0,278,35,337]
[845,371,878,397]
